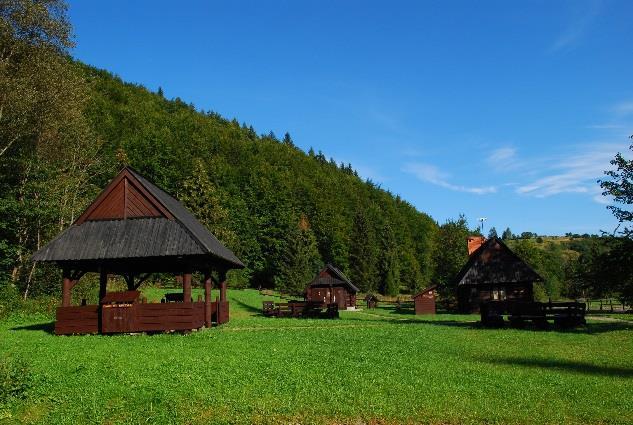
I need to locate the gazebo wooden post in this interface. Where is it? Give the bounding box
[99,269,107,302]
[62,268,72,307]
[204,271,212,327]
[219,271,227,302]
[183,270,192,303]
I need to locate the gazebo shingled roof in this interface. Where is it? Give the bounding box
[32,166,243,272]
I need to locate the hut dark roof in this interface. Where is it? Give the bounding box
[308,264,359,293]
[32,167,243,269]
[413,285,437,298]
[453,237,542,286]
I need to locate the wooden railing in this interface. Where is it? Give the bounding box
[262,301,339,318]
[55,300,227,335]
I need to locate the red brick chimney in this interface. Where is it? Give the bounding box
[467,236,486,255]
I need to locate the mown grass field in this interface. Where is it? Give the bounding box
[1,289,632,424]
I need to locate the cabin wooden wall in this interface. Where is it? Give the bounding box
[458,283,534,313]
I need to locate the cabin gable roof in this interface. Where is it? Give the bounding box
[453,237,543,286]
[308,264,359,293]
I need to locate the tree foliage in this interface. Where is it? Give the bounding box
[599,141,633,237]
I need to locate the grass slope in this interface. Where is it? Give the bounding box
[1,289,632,424]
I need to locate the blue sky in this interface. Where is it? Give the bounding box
[68,0,633,235]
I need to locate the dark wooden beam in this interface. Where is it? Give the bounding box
[99,269,107,301]
[204,272,212,328]
[183,272,192,303]
[62,269,72,307]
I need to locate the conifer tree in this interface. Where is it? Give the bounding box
[379,222,400,296]
[276,214,321,295]
[179,160,236,249]
[349,207,378,292]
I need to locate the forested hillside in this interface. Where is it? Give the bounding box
[1,55,439,298]
[84,65,440,295]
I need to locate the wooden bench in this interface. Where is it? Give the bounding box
[262,301,339,318]
[482,300,586,328]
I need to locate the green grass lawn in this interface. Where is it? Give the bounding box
[1,289,632,424]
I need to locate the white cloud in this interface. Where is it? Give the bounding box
[402,162,496,195]
[486,147,519,171]
[516,143,619,200]
[549,0,601,52]
[613,101,633,117]
[585,124,625,130]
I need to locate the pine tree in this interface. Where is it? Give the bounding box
[276,214,322,295]
[432,215,470,300]
[379,222,400,296]
[179,160,236,248]
[488,226,498,239]
[282,132,294,147]
[349,207,378,292]
[502,227,513,240]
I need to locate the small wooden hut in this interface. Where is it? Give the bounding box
[305,264,358,309]
[413,285,437,315]
[32,167,244,335]
[455,237,542,313]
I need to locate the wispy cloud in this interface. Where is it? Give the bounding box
[402,162,496,195]
[516,143,619,199]
[486,147,520,171]
[549,0,602,52]
[613,101,633,117]
[585,124,625,130]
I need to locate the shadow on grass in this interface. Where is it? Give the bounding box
[350,313,633,334]
[11,321,55,334]
[479,356,633,378]
[232,299,265,316]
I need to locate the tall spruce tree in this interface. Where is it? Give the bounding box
[349,207,377,292]
[379,222,400,296]
[432,215,470,301]
[276,214,321,295]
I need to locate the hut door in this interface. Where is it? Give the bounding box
[335,288,347,309]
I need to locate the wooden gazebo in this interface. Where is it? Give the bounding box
[455,237,542,313]
[32,167,244,334]
[305,264,358,309]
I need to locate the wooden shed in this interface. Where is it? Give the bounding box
[305,264,358,309]
[32,166,244,335]
[454,237,543,313]
[413,285,437,315]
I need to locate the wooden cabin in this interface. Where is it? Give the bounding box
[413,285,437,315]
[455,237,542,313]
[305,264,358,309]
[32,166,244,335]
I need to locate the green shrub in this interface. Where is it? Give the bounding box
[0,356,32,404]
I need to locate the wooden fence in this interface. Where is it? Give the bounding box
[585,299,630,312]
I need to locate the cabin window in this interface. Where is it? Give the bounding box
[492,287,506,301]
